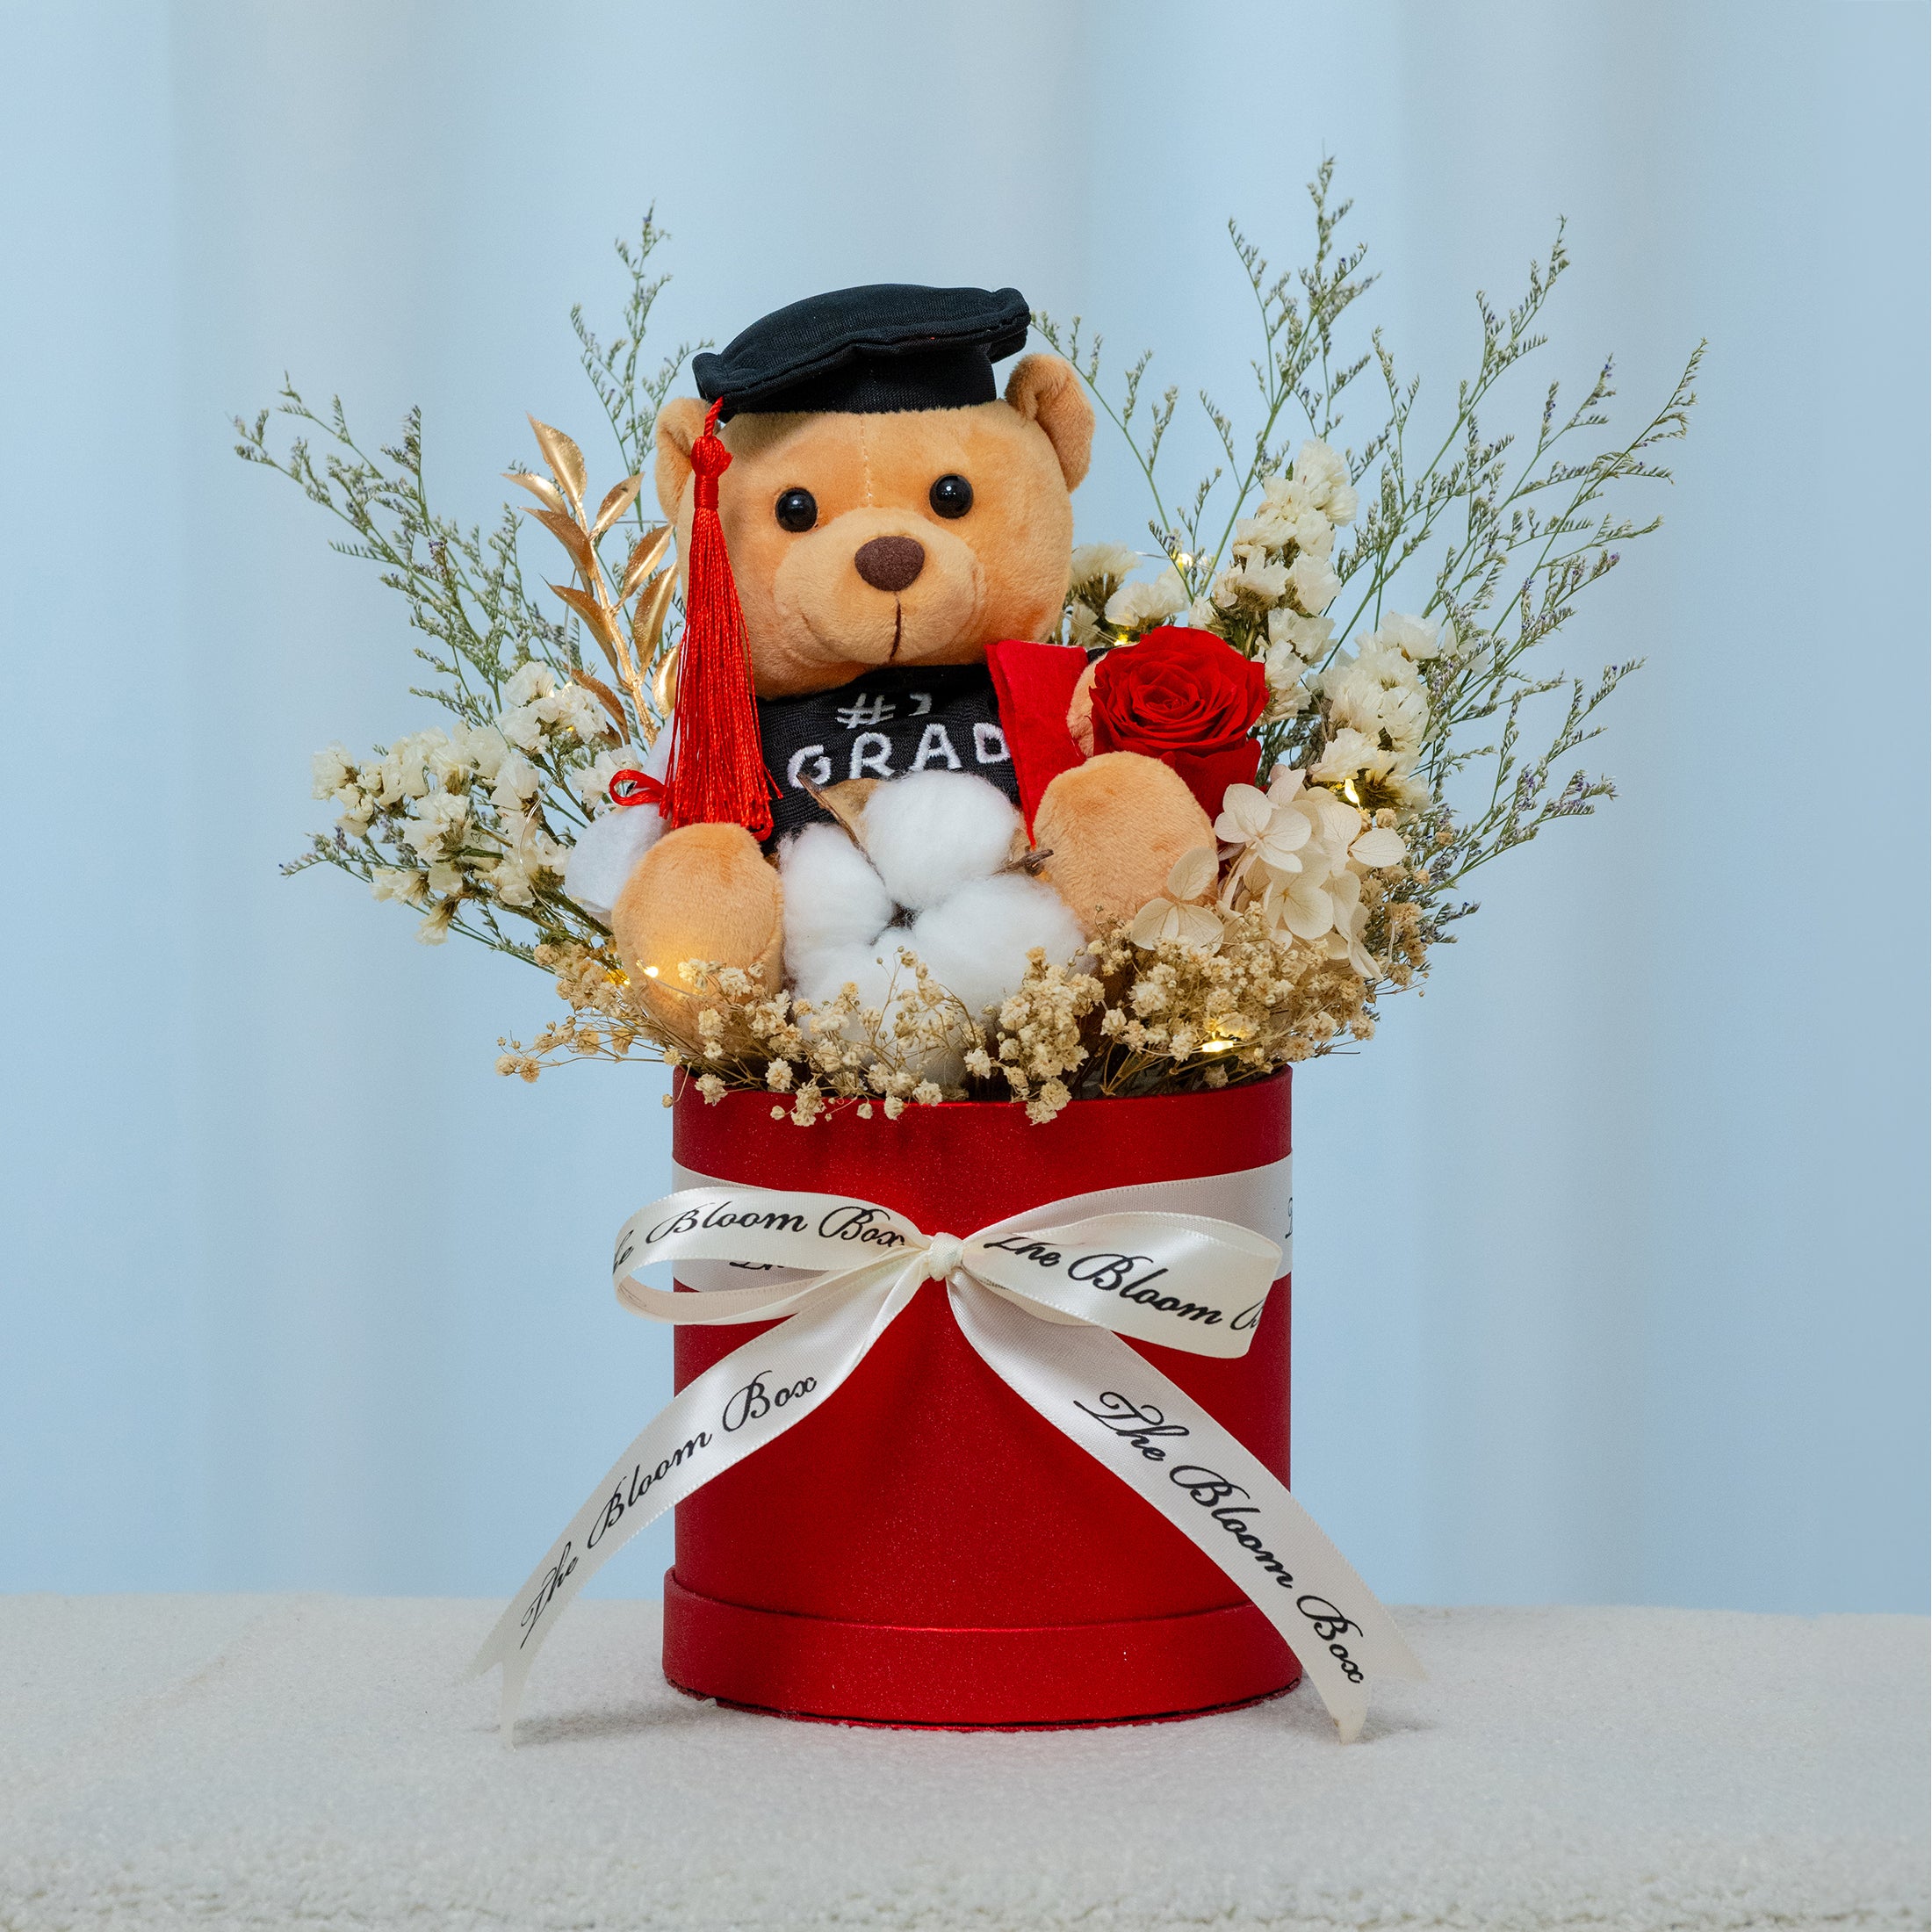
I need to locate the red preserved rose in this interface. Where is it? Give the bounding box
[1089,625,1266,817]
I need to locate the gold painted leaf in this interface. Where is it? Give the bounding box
[651,643,680,716]
[620,524,674,599]
[798,773,870,849]
[527,415,587,511]
[505,470,567,515]
[592,475,643,539]
[632,568,676,660]
[549,582,625,662]
[524,506,595,578]
[569,666,631,739]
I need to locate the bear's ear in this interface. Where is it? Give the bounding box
[1005,353,1093,492]
[653,396,710,523]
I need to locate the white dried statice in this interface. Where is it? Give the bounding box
[1213,555,1290,610]
[1292,438,1359,524]
[1269,609,1333,659]
[1231,502,1300,556]
[307,667,595,948]
[1286,551,1340,616]
[573,743,644,814]
[311,743,353,797]
[1262,609,1334,717]
[1069,541,1140,588]
[400,786,471,861]
[1316,642,1428,761]
[369,866,429,906]
[1102,567,1188,635]
[1067,542,1144,648]
[1368,611,1445,662]
[491,753,544,819]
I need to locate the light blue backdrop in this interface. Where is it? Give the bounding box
[3,0,1925,1615]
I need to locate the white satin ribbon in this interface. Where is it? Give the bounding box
[469,1155,1420,1742]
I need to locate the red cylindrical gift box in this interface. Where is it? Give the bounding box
[664,1071,1299,1727]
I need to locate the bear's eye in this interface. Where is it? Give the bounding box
[928,473,974,519]
[775,488,818,533]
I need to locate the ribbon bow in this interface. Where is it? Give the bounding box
[470,1159,1421,1741]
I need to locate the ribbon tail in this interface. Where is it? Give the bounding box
[470,1265,919,1742]
[948,1280,1422,1742]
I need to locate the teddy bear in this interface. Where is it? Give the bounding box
[561,284,1215,1027]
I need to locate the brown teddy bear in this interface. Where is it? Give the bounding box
[574,285,1214,1022]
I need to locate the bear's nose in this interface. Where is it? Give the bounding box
[853,535,926,594]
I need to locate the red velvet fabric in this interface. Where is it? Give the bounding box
[984,637,1089,835]
[664,1077,1298,1727]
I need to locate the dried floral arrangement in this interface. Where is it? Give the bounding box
[252,169,1698,1125]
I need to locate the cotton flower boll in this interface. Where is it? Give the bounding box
[778,825,898,966]
[908,875,1085,1020]
[789,940,898,1015]
[860,772,1020,912]
[561,801,666,925]
[559,728,674,919]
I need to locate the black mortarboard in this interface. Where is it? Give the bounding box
[693,284,1031,421]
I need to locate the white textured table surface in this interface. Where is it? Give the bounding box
[0,1597,1923,1931]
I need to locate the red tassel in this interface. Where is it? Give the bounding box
[606,768,664,809]
[660,399,775,841]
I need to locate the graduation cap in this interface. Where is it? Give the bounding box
[661,285,1033,844]
[694,284,1031,420]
